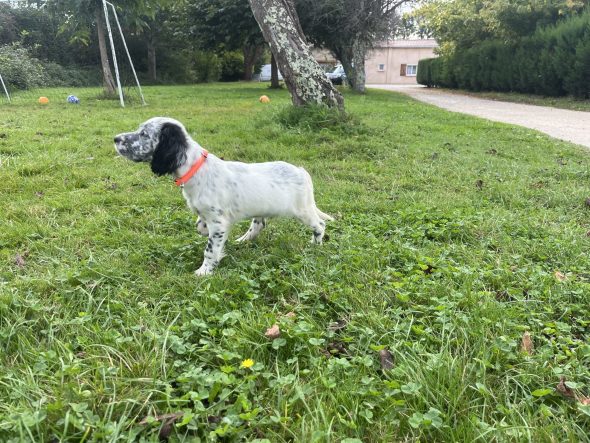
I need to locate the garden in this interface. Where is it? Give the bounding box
[1,83,590,441]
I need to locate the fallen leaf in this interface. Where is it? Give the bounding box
[586,198,590,208]
[14,253,26,268]
[328,319,347,332]
[265,324,280,340]
[322,341,348,358]
[284,312,296,319]
[379,349,394,370]
[139,411,183,426]
[35,191,44,198]
[554,271,567,282]
[486,148,498,155]
[475,179,484,190]
[556,376,576,398]
[521,331,534,355]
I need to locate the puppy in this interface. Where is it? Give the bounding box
[114,117,333,275]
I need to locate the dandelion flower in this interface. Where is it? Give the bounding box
[240,359,255,369]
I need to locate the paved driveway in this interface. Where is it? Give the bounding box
[369,85,590,149]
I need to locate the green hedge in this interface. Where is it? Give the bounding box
[0,44,101,90]
[418,11,590,98]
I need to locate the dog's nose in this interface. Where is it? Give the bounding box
[114,135,123,143]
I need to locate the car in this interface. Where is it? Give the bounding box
[326,65,346,85]
[258,64,283,81]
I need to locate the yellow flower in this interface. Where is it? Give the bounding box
[240,359,254,369]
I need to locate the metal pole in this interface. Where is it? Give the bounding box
[102,0,124,107]
[107,1,146,105]
[0,74,10,103]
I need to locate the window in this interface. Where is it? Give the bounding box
[406,64,418,76]
[378,64,385,72]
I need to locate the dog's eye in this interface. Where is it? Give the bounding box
[140,130,148,137]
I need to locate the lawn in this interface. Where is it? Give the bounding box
[1,83,590,442]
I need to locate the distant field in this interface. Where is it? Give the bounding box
[1,83,590,441]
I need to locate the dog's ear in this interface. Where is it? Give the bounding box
[151,122,188,176]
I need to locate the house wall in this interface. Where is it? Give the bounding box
[365,46,437,84]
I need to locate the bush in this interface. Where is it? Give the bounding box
[42,62,101,87]
[193,51,221,83]
[417,10,590,98]
[0,44,101,89]
[219,51,244,82]
[0,44,45,89]
[276,104,368,136]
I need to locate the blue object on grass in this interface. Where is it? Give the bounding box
[67,95,80,104]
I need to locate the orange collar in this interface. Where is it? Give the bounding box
[174,149,208,187]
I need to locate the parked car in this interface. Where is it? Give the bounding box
[258,64,283,81]
[326,65,346,85]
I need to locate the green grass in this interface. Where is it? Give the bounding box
[1,82,590,442]
[438,88,590,112]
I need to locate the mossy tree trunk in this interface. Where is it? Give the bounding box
[248,0,344,110]
[350,39,367,93]
[95,8,117,96]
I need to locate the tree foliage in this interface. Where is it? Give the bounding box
[417,9,590,98]
[297,0,407,92]
[413,0,589,55]
[182,0,266,80]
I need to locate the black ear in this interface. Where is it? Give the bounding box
[151,123,188,176]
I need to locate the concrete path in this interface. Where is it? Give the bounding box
[369,85,590,148]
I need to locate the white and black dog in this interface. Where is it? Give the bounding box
[114,117,333,275]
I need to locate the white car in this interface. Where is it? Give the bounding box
[258,64,284,81]
[326,65,346,85]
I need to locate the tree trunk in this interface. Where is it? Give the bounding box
[270,52,280,88]
[147,32,157,82]
[95,8,117,95]
[248,0,344,110]
[243,44,263,81]
[337,47,355,89]
[350,39,366,93]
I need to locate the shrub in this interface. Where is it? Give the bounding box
[417,10,590,98]
[276,104,368,135]
[0,44,45,89]
[219,51,244,82]
[193,51,221,83]
[0,44,102,89]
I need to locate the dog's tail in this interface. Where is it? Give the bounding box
[316,208,335,222]
[301,167,335,222]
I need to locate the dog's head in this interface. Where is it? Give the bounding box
[114,117,190,176]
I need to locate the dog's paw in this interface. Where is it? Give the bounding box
[236,233,251,242]
[195,266,213,276]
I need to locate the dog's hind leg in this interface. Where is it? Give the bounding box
[297,212,326,245]
[236,217,266,242]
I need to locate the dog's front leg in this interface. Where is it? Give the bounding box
[195,221,229,276]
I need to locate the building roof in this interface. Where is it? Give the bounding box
[375,39,438,49]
